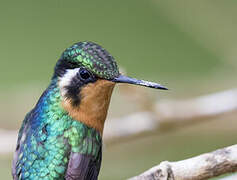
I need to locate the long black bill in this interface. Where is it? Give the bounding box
[112,74,168,90]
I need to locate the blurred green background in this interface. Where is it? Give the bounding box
[1,0,237,179]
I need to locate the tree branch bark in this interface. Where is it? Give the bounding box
[104,88,237,143]
[129,144,237,180]
[1,89,237,153]
[220,173,237,180]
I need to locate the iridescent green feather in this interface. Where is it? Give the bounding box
[61,41,119,79]
[13,81,102,179]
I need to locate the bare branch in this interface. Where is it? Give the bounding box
[219,173,237,180]
[155,88,237,123]
[0,129,17,153]
[1,89,237,153]
[104,88,237,143]
[129,144,237,180]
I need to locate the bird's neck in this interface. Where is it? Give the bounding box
[33,80,95,134]
[33,79,64,126]
[38,78,114,135]
[61,80,115,135]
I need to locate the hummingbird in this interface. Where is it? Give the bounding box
[12,41,167,180]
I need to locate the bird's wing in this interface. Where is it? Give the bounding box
[12,107,102,180]
[65,149,102,180]
[64,123,102,180]
[12,110,32,179]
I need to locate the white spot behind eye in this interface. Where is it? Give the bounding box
[58,68,80,98]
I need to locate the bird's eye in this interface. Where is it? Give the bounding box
[79,68,91,80]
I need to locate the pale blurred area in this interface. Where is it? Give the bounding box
[0,1,237,179]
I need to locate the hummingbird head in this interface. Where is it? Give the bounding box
[55,41,167,134]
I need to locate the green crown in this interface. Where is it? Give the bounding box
[61,41,119,79]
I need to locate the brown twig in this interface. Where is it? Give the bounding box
[129,144,237,180]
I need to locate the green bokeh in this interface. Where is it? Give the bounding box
[0,0,223,87]
[1,0,237,179]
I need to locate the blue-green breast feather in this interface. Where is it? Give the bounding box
[12,81,102,180]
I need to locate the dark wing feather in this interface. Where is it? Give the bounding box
[65,148,102,180]
[12,111,32,179]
